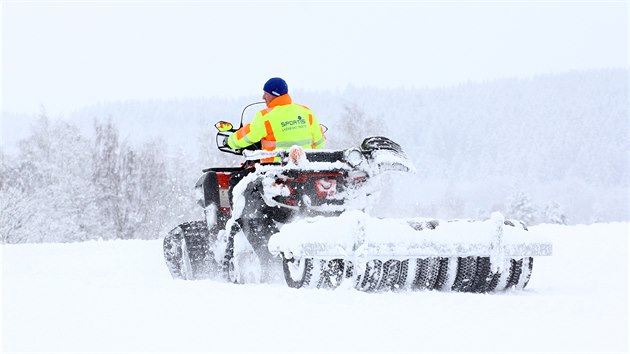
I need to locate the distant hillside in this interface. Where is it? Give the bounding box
[2,69,628,224]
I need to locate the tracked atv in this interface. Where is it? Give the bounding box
[163,105,551,292]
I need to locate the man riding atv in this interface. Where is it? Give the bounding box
[224,77,326,161]
[219,78,328,280]
[163,86,551,290]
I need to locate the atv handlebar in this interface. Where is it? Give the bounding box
[214,101,267,156]
[215,130,262,156]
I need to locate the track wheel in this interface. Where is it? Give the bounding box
[413,258,441,290]
[378,260,403,291]
[471,257,502,293]
[355,260,383,292]
[320,259,346,289]
[434,257,457,291]
[282,255,320,289]
[451,256,478,292]
[505,257,534,290]
[394,259,416,290]
[163,220,216,280]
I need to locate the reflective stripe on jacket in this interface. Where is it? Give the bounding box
[227,94,326,157]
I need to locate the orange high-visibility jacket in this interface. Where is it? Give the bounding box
[227,94,326,154]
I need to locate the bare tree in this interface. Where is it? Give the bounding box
[332,102,382,149]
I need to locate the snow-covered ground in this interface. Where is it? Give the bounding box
[2,223,628,353]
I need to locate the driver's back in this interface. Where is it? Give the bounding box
[227,94,326,161]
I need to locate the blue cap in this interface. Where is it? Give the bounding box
[263,77,288,97]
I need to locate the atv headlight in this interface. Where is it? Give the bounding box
[344,148,365,167]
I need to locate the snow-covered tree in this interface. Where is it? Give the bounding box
[506,191,538,226]
[92,118,124,239]
[2,114,210,243]
[91,119,176,239]
[332,102,382,149]
[0,151,35,243]
[0,114,97,242]
[543,201,568,225]
[131,139,174,239]
[163,147,202,229]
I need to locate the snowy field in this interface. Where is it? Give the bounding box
[2,223,628,353]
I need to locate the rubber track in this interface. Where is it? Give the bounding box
[282,255,535,293]
[356,260,383,291]
[163,220,214,280]
[522,257,534,289]
[434,258,452,291]
[379,260,402,291]
[320,259,345,289]
[505,258,523,289]
[282,257,315,289]
[451,257,477,292]
[395,259,412,290]
[471,257,497,293]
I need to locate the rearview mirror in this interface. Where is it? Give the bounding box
[215,121,234,132]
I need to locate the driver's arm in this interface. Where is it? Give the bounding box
[309,113,326,149]
[227,112,266,149]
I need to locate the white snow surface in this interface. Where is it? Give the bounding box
[2,223,628,353]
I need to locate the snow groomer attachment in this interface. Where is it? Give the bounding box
[163,106,552,293]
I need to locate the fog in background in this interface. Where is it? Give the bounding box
[1,1,628,243]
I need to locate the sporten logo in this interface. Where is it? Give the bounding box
[281,116,307,128]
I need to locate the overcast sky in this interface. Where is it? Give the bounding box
[1,1,628,114]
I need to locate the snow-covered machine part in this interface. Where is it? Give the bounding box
[162,116,553,293]
[269,211,552,260]
[268,211,552,292]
